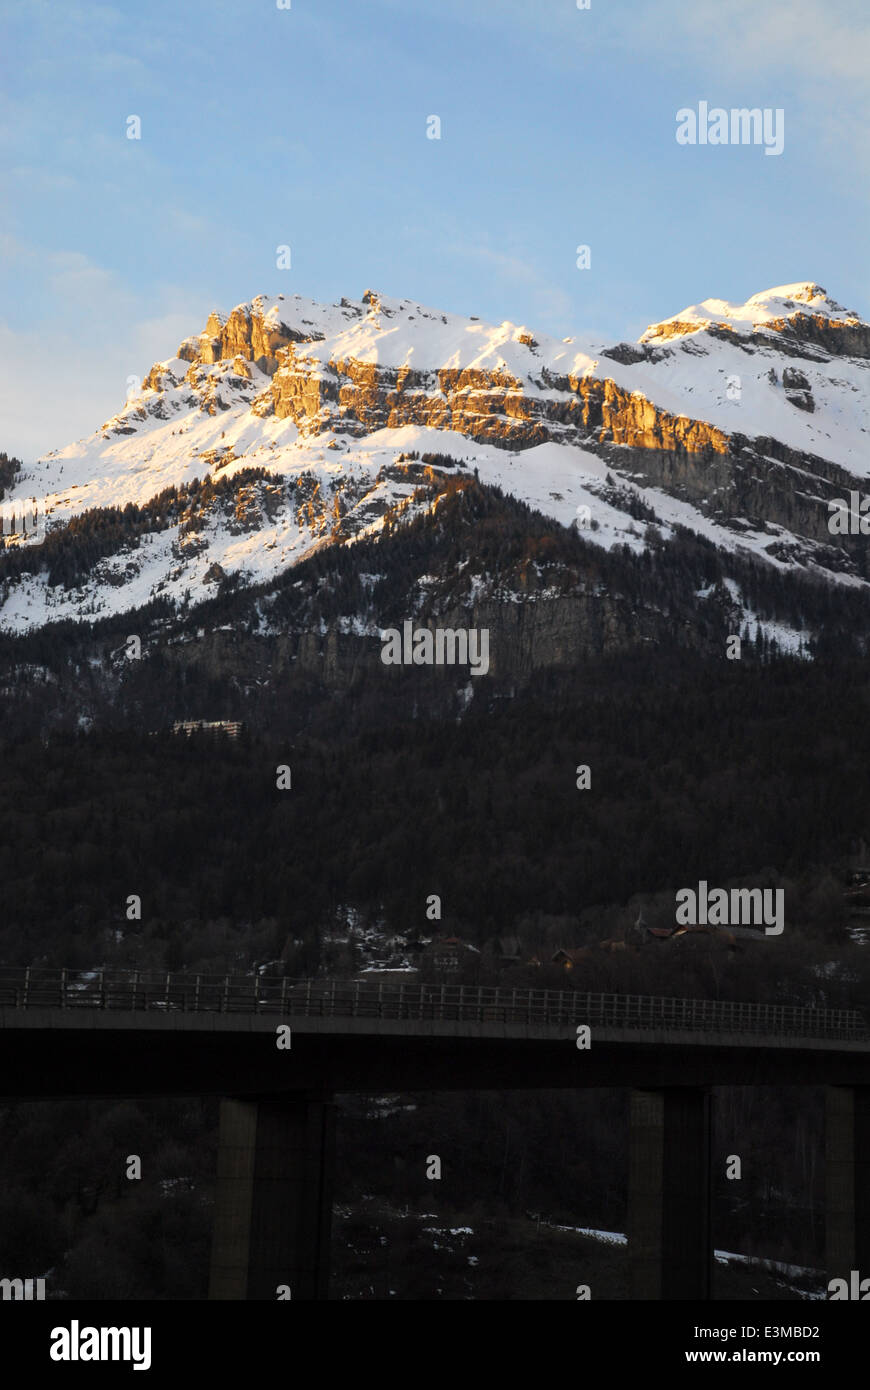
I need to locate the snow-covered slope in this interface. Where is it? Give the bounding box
[2,281,868,631]
[633,282,870,465]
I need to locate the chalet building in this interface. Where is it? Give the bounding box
[551,948,589,970]
[172,720,243,739]
[421,936,478,973]
[548,916,768,968]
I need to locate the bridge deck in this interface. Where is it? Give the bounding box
[0,968,866,1037]
[1,970,869,1098]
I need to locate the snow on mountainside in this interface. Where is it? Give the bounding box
[633,282,870,462]
[641,282,862,338]
[2,281,869,631]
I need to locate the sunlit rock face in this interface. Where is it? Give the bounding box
[3,280,868,634]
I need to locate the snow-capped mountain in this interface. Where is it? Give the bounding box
[2,280,869,633]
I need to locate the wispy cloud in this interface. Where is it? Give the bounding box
[664,0,870,87]
[449,243,575,328]
[0,237,211,460]
[373,0,870,96]
[6,166,79,193]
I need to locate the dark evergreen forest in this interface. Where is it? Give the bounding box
[0,474,867,1297]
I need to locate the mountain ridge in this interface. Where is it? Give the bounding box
[3,279,869,634]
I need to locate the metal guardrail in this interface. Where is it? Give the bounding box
[0,968,866,1041]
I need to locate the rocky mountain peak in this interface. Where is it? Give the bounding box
[641,281,869,358]
[8,278,869,635]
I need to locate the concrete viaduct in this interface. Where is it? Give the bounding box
[0,969,868,1300]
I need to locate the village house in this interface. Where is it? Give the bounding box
[172,719,243,739]
[420,936,479,974]
[551,948,589,971]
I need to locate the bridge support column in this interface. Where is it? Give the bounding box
[628,1088,712,1300]
[209,1094,335,1300]
[826,1086,870,1283]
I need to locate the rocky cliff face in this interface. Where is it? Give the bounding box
[179,303,324,375]
[251,350,738,460]
[6,280,869,634]
[214,304,867,578]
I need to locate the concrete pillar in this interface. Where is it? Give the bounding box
[629,1087,712,1299]
[826,1086,870,1283]
[209,1095,335,1300]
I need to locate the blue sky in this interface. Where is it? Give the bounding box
[1,0,868,459]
